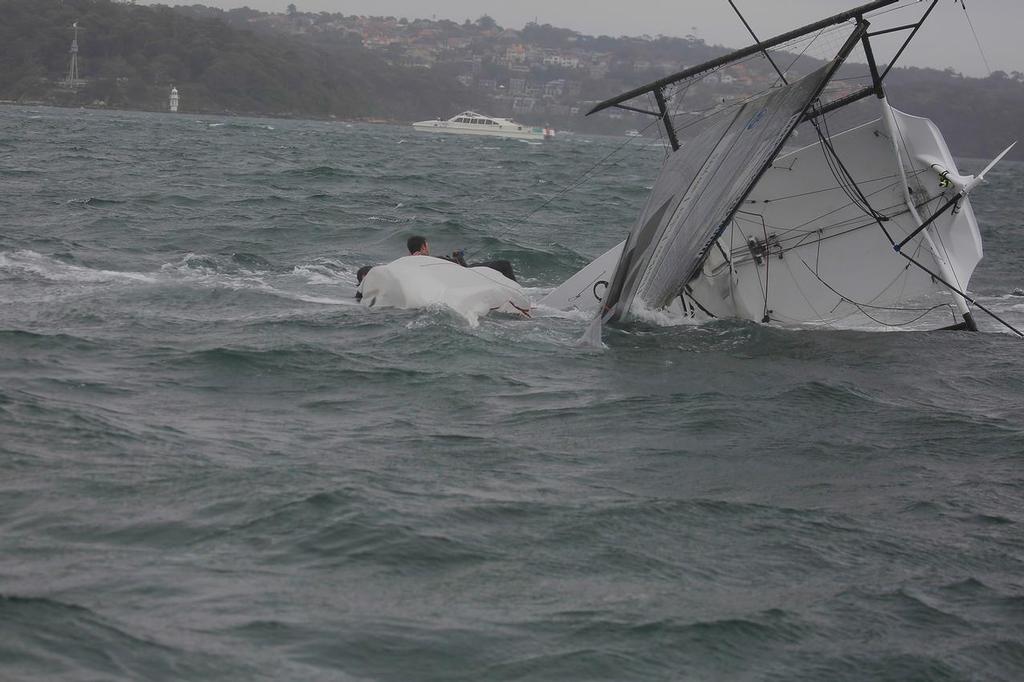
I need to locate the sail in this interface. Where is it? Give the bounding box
[602,61,838,321]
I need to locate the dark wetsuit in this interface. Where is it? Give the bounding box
[443,251,517,282]
[469,259,517,282]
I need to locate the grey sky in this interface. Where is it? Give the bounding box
[144,0,1020,77]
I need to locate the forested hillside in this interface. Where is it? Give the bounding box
[1,0,1021,159]
[0,0,470,118]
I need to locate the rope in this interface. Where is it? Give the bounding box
[462,115,663,262]
[956,0,992,76]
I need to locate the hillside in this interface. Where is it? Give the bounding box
[1,0,1021,159]
[0,0,470,119]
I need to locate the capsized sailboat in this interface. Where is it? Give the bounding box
[542,0,1020,338]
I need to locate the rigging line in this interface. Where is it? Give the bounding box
[814,111,892,226]
[735,183,934,251]
[770,181,942,247]
[726,0,789,84]
[669,88,778,136]
[730,213,895,261]
[779,27,827,80]
[814,112,868,215]
[733,220,769,308]
[664,43,816,124]
[469,115,663,259]
[620,50,767,119]
[863,0,927,22]
[885,100,969,294]
[754,168,918,204]
[957,0,992,76]
[728,210,889,267]
[778,256,841,328]
[795,256,952,325]
[802,250,926,312]
[807,109,904,248]
[808,108,1021,338]
[896,250,1023,337]
[671,79,693,117]
[759,213,772,322]
[818,111,881,219]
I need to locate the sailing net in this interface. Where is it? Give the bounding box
[603,61,839,319]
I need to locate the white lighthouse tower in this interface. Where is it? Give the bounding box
[65,22,83,87]
[169,86,179,113]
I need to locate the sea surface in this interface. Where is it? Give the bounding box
[1,104,1022,681]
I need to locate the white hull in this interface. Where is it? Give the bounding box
[412,121,547,140]
[544,104,984,331]
[359,256,529,327]
[412,111,552,141]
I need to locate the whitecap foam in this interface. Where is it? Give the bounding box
[0,250,157,284]
[291,264,353,285]
[627,300,704,327]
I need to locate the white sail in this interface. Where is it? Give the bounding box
[602,62,838,322]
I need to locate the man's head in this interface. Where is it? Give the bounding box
[407,235,429,255]
[356,265,373,284]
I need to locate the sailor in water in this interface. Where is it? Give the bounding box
[406,234,517,282]
[355,236,519,301]
[354,265,373,300]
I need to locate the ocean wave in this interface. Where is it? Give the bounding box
[283,165,355,179]
[156,253,360,305]
[0,250,156,284]
[206,121,275,131]
[367,214,414,223]
[291,261,353,285]
[228,195,293,206]
[0,328,100,351]
[0,167,40,176]
[65,197,127,207]
[0,595,240,679]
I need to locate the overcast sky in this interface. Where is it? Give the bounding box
[146,0,1021,77]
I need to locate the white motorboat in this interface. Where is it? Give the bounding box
[412,111,554,141]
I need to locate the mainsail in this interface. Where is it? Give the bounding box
[593,7,873,323]
[601,62,841,321]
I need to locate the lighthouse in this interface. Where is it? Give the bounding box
[64,22,83,87]
[169,87,179,113]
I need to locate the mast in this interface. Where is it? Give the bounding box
[585,0,918,150]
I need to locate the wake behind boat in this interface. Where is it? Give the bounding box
[413,111,554,141]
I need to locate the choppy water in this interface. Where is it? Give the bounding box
[1,104,1023,681]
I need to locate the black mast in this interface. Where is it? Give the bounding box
[584,0,950,149]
